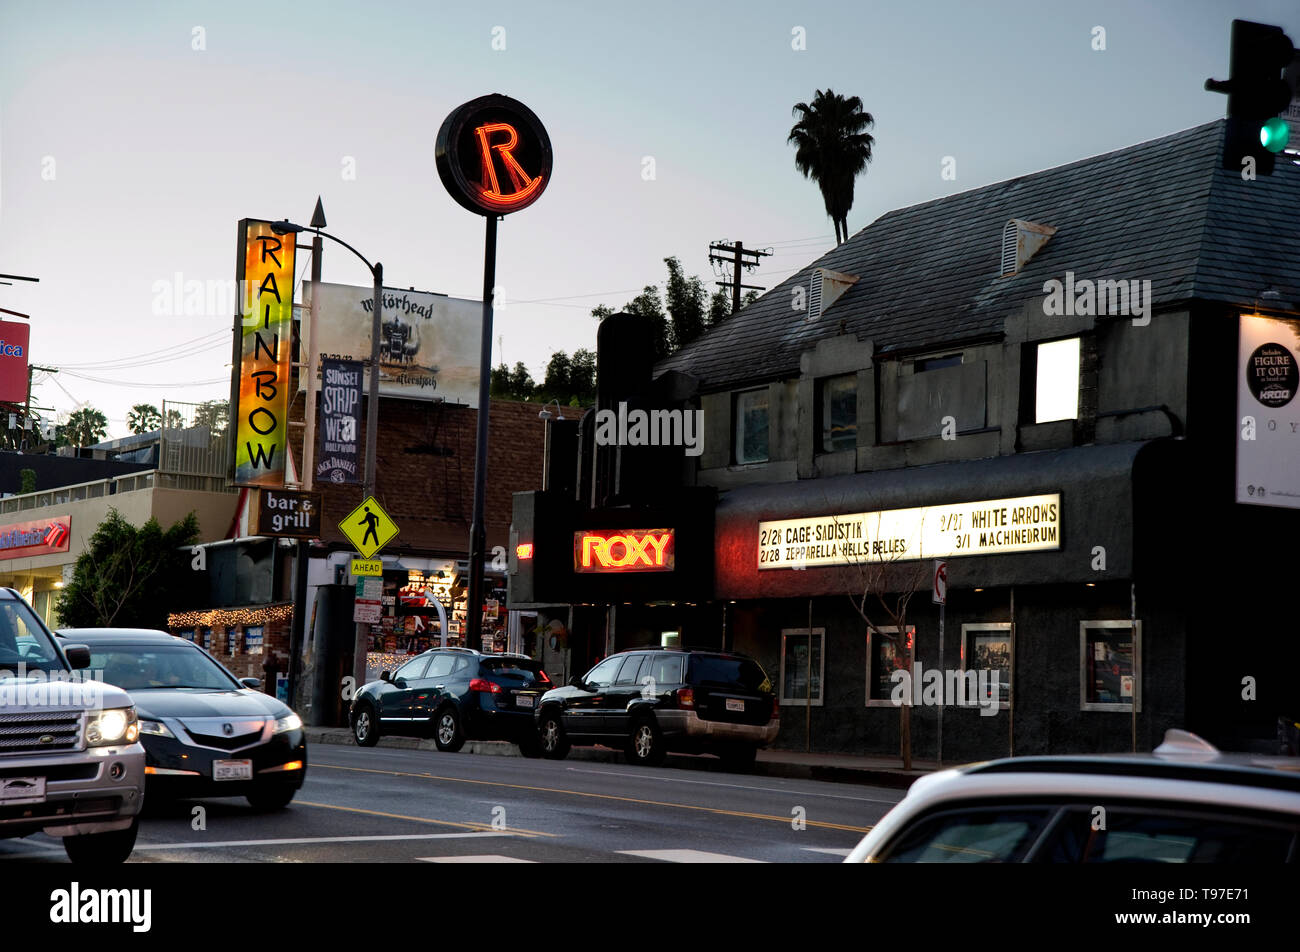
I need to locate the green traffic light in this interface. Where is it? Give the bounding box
[1260,117,1290,152]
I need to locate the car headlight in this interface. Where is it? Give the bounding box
[273,712,303,734]
[86,707,140,746]
[138,718,174,738]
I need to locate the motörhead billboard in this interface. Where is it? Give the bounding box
[301,281,482,407]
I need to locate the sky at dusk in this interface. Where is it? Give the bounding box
[2,0,1298,437]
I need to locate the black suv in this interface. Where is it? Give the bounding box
[534,648,779,769]
[350,649,553,755]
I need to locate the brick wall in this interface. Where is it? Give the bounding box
[289,396,551,553]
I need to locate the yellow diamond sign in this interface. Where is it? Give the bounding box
[340,496,399,559]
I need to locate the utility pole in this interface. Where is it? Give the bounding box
[26,365,58,450]
[708,240,771,314]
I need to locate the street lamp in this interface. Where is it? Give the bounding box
[271,215,383,713]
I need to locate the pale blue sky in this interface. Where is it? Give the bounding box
[1,0,1297,435]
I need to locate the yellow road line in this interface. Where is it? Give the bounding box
[312,763,874,834]
[294,799,555,838]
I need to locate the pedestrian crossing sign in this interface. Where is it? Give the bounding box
[340,495,399,559]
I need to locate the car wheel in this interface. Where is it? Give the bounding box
[433,707,466,752]
[517,729,543,758]
[718,745,758,771]
[626,715,665,766]
[537,710,570,760]
[246,784,297,811]
[63,817,139,864]
[353,703,380,747]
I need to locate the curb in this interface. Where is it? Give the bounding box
[304,727,924,789]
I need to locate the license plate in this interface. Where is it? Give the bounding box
[0,776,45,804]
[725,698,745,712]
[213,760,253,781]
[515,694,535,709]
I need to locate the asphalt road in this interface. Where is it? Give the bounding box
[1,746,904,863]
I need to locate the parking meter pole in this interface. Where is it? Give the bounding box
[466,214,498,652]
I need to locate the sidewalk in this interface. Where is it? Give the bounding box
[304,726,937,789]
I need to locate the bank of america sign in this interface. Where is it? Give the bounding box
[757,494,1060,570]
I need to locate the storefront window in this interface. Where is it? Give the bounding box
[866,626,915,707]
[201,628,212,651]
[779,628,823,706]
[227,630,240,657]
[734,388,769,464]
[244,626,264,655]
[961,623,1011,707]
[1080,621,1141,711]
[819,375,857,453]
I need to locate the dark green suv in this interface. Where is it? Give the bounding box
[534,648,779,769]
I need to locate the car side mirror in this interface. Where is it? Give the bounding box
[567,675,587,690]
[380,670,392,682]
[63,644,91,670]
[240,677,261,689]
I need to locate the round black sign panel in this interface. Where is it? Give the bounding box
[436,94,552,216]
[1246,342,1298,408]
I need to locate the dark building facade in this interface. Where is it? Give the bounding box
[511,120,1300,758]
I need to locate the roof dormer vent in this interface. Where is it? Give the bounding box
[806,267,859,321]
[1000,219,1057,276]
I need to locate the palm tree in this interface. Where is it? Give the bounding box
[65,407,109,447]
[127,403,162,435]
[788,89,875,245]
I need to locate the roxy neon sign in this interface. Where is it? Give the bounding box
[574,530,675,573]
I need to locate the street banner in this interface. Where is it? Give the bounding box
[0,320,30,403]
[1237,313,1300,509]
[301,281,482,406]
[233,219,295,487]
[317,358,361,484]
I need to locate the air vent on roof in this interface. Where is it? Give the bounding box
[1000,219,1057,276]
[806,268,859,322]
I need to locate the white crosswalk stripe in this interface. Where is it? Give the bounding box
[617,849,764,863]
[416,855,536,863]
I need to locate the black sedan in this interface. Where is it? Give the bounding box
[56,628,306,811]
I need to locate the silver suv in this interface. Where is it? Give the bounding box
[0,588,145,862]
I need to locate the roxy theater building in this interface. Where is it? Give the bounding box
[511,119,1300,758]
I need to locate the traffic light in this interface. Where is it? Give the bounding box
[1205,19,1296,176]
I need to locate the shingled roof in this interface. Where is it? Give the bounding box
[657,120,1300,392]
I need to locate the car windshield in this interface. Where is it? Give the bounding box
[89,644,240,691]
[0,600,64,676]
[689,655,772,693]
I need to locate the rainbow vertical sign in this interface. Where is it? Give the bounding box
[233,219,295,487]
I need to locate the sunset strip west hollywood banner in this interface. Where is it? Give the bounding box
[232,219,295,487]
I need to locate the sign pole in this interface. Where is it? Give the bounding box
[933,559,947,768]
[289,217,323,709]
[352,262,384,701]
[466,213,498,651]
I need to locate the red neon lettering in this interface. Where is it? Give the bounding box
[579,532,672,569]
[473,122,543,208]
[516,543,533,560]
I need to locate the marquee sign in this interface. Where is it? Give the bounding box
[436,94,553,216]
[757,494,1061,569]
[0,516,70,560]
[574,529,675,573]
[233,219,295,487]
